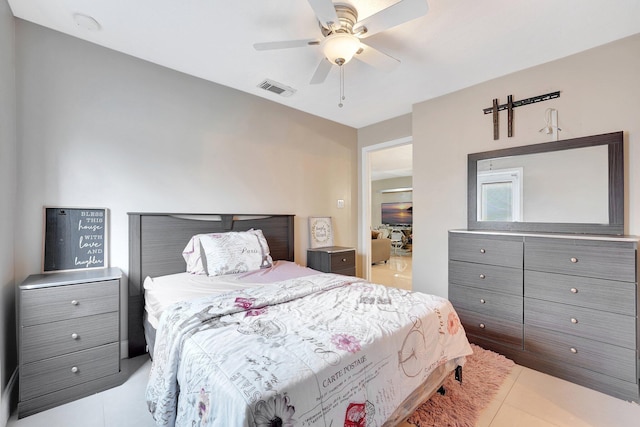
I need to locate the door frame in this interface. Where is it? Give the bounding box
[360,136,412,281]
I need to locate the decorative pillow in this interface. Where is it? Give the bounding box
[371,230,381,239]
[198,230,273,276]
[182,235,208,274]
[182,229,272,275]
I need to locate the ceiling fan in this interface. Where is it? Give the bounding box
[253,0,429,85]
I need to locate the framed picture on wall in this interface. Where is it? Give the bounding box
[42,206,109,273]
[309,216,334,248]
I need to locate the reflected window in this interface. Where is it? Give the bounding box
[477,168,522,221]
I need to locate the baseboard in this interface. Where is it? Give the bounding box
[1,367,18,427]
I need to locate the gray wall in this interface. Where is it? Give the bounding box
[14,20,358,355]
[0,0,17,423]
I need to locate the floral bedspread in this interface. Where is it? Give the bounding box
[146,273,472,427]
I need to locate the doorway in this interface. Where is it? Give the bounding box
[360,138,412,289]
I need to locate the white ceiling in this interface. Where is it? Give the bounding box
[8,1,640,130]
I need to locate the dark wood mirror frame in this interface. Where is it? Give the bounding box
[468,131,624,235]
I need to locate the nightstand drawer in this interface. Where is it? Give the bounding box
[525,298,635,349]
[20,343,119,401]
[449,284,522,323]
[22,312,119,363]
[449,234,523,268]
[21,280,119,326]
[449,260,522,295]
[525,238,636,282]
[525,270,635,315]
[330,251,355,275]
[524,326,636,382]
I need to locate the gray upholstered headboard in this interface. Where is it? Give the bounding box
[127,213,295,357]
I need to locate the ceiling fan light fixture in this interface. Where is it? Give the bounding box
[321,33,360,65]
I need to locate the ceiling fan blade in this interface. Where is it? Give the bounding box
[310,59,332,84]
[353,0,429,38]
[307,0,340,30]
[354,43,400,72]
[253,39,320,51]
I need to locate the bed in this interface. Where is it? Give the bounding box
[128,213,472,427]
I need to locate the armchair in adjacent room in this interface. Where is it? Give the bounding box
[371,230,392,264]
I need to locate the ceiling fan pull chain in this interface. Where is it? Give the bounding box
[338,65,345,108]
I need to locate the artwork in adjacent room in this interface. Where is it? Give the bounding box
[382,202,413,225]
[42,207,108,272]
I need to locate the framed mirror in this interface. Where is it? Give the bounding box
[468,131,623,235]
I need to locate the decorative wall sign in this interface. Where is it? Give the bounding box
[43,207,108,272]
[309,216,334,248]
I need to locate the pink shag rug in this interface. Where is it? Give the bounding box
[406,344,515,427]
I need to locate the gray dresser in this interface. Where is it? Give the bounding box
[18,268,124,418]
[448,230,639,402]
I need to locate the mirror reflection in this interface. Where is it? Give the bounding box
[477,146,609,224]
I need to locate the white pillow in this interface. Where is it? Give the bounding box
[182,229,273,275]
[196,230,273,276]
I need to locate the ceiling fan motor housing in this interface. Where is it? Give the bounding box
[320,3,358,35]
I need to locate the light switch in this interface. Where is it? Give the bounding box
[337,199,345,208]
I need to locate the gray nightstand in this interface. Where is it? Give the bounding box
[18,267,125,418]
[307,246,356,276]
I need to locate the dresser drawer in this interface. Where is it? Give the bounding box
[449,233,523,268]
[21,280,119,326]
[525,238,636,282]
[525,270,635,316]
[449,284,522,323]
[524,326,636,382]
[456,308,522,348]
[22,312,119,364]
[449,260,522,295]
[20,342,119,401]
[524,298,635,349]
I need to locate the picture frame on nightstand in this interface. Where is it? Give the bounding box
[309,216,334,248]
[42,206,109,273]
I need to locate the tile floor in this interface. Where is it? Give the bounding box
[7,352,640,427]
[371,254,413,290]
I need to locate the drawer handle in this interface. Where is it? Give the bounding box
[71,333,79,340]
[479,274,486,279]
[479,323,486,329]
[570,257,578,263]
[71,300,79,306]
[71,366,79,373]
[480,298,486,304]
[570,347,578,354]
[570,287,578,294]
[479,248,486,254]
[570,318,578,324]
[341,258,347,262]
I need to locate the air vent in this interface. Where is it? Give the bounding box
[257,79,296,97]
